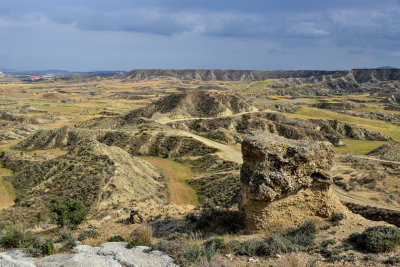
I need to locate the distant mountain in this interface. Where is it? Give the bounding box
[377,66,398,69]
[0,69,127,76]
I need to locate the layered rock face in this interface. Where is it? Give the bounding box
[239,134,346,231]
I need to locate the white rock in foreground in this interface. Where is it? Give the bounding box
[0,242,177,267]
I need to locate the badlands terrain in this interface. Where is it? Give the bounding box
[0,69,400,266]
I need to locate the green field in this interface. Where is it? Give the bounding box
[335,139,389,155]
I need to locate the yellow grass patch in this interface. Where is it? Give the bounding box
[141,156,198,205]
[0,168,15,209]
[335,139,389,155]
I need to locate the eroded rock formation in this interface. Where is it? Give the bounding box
[239,134,346,231]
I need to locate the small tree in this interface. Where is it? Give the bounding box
[50,200,88,230]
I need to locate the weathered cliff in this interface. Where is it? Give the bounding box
[239,134,347,231]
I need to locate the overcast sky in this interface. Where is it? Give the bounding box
[1,0,399,71]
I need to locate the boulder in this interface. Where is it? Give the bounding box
[239,134,346,231]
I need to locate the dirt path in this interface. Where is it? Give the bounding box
[0,168,15,209]
[158,110,264,124]
[332,185,400,212]
[141,156,198,206]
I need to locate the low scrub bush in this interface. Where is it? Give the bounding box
[283,220,317,249]
[78,230,100,241]
[107,235,125,242]
[128,225,153,248]
[195,205,245,234]
[330,213,346,224]
[183,244,204,266]
[61,237,77,251]
[348,225,400,253]
[154,240,185,260]
[385,256,400,265]
[56,228,73,242]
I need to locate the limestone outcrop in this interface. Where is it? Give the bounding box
[239,134,347,231]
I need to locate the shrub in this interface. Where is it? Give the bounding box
[385,256,400,265]
[185,213,197,223]
[107,236,125,242]
[204,237,224,262]
[0,222,8,230]
[321,239,336,247]
[40,238,55,255]
[282,220,317,250]
[183,245,204,266]
[236,239,264,256]
[330,213,346,224]
[61,237,77,251]
[204,236,224,251]
[348,225,400,253]
[78,230,100,241]
[222,240,241,254]
[56,228,73,242]
[50,200,88,230]
[154,240,185,260]
[128,225,153,248]
[195,206,245,234]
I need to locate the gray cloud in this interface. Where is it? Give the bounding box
[0,0,400,70]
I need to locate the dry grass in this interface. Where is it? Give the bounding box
[0,168,15,209]
[131,224,154,247]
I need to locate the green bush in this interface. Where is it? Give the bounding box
[50,200,88,230]
[107,236,125,242]
[56,228,73,242]
[236,239,264,256]
[204,236,224,250]
[330,212,346,223]
[78,230,100,241]
[348,225,400,253]
[204,237,223,262]
[153,240,185,260]
[40,238,55,255]
[183,245,204,266]
[321,239,336,247]
[222,240,241,253]
[283,220,317,249]
[62,237,77,251]
[385,256,400,265]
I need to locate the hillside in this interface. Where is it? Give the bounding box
[123,90,257,121]
[4,138,165,210]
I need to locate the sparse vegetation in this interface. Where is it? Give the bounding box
[0,227,54,256]
[78,229,100,241]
